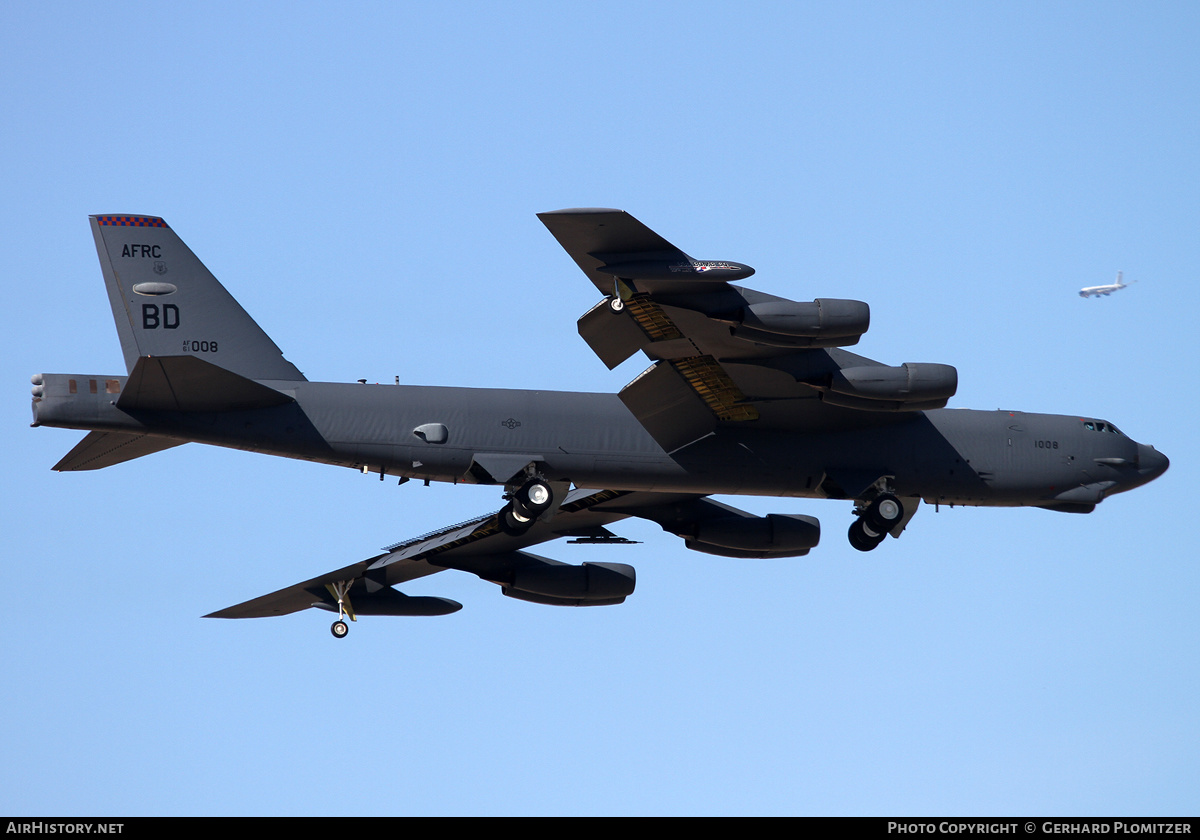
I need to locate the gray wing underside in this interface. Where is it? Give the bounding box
[536,207,693,297]
[538,208,958,450]
[205,488,702,619]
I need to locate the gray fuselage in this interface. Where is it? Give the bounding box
[31,374,1168,509]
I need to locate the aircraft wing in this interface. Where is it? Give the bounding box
[207,486,821,621]
[539,209,959,450]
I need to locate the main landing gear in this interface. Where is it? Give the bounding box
[498,477,555,536]
[848,494,905,552]
[500,477,554,532]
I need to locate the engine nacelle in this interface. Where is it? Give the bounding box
[741,298,870,339]
[504,561,636,603]
[690,513,820,557]
[827,363,957,408]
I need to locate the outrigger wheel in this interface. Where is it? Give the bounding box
[609,277,629,311]
[325,579,356,639]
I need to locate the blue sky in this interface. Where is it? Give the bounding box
[3,1,1197,816]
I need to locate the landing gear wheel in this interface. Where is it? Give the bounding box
[864,494,904,533]
[325,580,355,638]
[499,503,533,536]
[609,296,624,312]
[848,519,886,552]
[515,479,553,517]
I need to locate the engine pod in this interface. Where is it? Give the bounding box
[830,363,958,402]
[741,299,870,339]
[508,561,636,601]
[693,513,821,553]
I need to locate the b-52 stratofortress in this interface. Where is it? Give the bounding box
[31,210,1169,637]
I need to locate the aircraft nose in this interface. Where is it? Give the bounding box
[1137,443,1169,480]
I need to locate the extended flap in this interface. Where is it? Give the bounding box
[619,361,716,453]
[577,299,647,369]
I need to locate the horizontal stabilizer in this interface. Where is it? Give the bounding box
[118,355,295,412]
[54,430,185,471]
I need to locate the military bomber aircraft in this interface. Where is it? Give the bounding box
[31,209,1169,637]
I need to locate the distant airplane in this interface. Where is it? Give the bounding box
[1080,271,1130,298]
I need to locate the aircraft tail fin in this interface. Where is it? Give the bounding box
[90,215,306,382]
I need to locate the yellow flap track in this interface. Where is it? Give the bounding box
[624,295,684,342]
[671,355,760,422]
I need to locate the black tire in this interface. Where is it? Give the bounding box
[498,503,533,536]
[864,495,904,533]
[515,479,553,517]
[331,620,349,638]
[609,296,624,312]
[848,519,885,552]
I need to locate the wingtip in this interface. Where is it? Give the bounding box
[538,207,625,217]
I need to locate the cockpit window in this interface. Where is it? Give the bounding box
[1083,419,1124,435]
